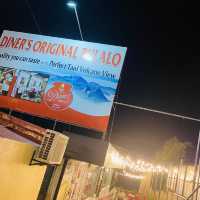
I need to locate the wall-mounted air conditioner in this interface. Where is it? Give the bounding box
[34,129,69,165]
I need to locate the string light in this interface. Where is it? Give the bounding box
[110,151,168,173]
[123,172,144,180]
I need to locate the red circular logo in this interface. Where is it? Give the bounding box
[44,82,73,111]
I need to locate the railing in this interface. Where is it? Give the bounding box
[175,184,200,200]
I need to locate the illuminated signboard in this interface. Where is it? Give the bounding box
[0,30,127,132]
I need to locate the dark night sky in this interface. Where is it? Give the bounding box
[1,0,200,161]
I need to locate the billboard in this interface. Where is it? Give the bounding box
[0,30,127,132]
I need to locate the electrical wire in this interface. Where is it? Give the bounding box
[114,101,200,123]
[24,0,42,34]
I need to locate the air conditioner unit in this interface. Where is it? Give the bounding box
[34,129,69,165]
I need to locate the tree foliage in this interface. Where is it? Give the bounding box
[154,137,191,166]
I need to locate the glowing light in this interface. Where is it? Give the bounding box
[127,159,168,173]
[110,151,168,174]
[123,172,144,180]
[67,1,76,8]
[173,169,178,174]
[111,152,125,168]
